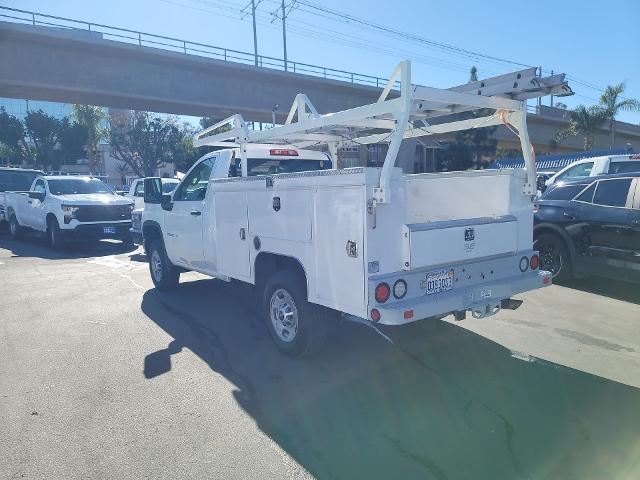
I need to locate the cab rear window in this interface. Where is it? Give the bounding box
[0,170,41,192]
[229,158,331,177]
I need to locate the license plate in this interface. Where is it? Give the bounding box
[422,268,454,295]
[103,226,116,234]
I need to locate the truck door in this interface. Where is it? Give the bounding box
[26,179,47,230]
[164,157,216,269]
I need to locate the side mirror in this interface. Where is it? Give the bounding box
[143,178,162,204]
[161,193,173,211]
[28,191,45,201]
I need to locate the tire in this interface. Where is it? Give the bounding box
[8,213,25,239]
[534,232,572,282]
[148,238,180,290]
[262,270,329,357]
[46,217,66,251]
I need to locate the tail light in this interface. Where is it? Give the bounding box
[530,254,539,270]
[370,309,381,322]
[270,148,298,156]
[375,282,390,303]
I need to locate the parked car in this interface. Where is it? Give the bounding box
[130,178,180,244]
[4,175,134,249]
[126,177,180,210]
[544,154,640,190]
[534,173,640,283]
[0,167,44,227]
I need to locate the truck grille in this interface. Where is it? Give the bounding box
[75,204,132,222]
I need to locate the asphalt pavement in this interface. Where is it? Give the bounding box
[1,233,639,479]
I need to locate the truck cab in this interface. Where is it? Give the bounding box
[142,144,331,269]
[545,154,640,189]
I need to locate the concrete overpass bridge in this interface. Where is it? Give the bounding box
[0,8,392,123]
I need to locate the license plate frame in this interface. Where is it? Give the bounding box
[102,226,117,235]
[422,268,454,295]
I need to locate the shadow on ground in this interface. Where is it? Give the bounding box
[561,276,640,305]
[0,231,136,260]
[141,279,640,480]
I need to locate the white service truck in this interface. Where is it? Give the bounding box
[4,175,135,249]
[142,61,573,357]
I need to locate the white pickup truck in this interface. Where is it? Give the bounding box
[125,177,180,210]
[142,61,572,357]
[545,153,640,189]
[4,175,134,249]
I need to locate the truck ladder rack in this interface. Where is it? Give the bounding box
[193,61,572,202]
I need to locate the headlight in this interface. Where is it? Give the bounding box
[128,203,134,211]
[61,205,79,213]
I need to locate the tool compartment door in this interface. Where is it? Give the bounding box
[402,216,518,270]
[214,190,251,281]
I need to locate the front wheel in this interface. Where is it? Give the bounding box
[534,233,572,282]
[47,217,66,250]
[148,239,180,290]
[263,270,329,357]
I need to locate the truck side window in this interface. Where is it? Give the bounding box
[33,179,46,194]
[557,162,594,181]
[134,182,145,197]
[174,157,215,201]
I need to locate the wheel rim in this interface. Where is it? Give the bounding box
[539,241,563,277]
[270,288,299,343]
[9,219,16,236]
[151,250,163,282]
[49,225,56,245]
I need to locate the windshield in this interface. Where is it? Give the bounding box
[0,170,42,192]
[47,178,114,195]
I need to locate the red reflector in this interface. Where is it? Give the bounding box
[270,148,299,156]
[403,310,414,319]
[530,254,539,270]
[375,282,390,303]
[370,309,381,322]
[543,276,551,285]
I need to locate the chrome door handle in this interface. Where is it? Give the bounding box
[239,227,246,240]
[190,210,201,216]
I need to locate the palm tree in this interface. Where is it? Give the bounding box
[599,83,640,148]
[71,105,108,174]
[554,105,607,151]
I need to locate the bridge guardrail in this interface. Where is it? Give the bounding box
[0,5,394,89]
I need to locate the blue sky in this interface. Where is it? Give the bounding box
[3,0,640,123]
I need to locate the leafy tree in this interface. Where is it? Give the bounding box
[58,118,89,166]
[199,116,219,130]
[0,107,28,164]
[110,111,190,177]
[453,109,498,169]
[24,110,61,169]
[598,83,640,147]
[554,105,607,150]
[436,142,474,171]
[72,104,108,173]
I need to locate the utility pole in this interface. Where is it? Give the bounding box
[281,0,288,71]
[252,0,258,67]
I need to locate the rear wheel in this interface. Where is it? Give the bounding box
[47,217,65,250]
[148,239,180,290]
[8,213,25,239]
[263,270,329,357]
[534,232,572,282]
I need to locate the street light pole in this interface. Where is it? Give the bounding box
[281,0,287,71]
[252,0,258,67]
